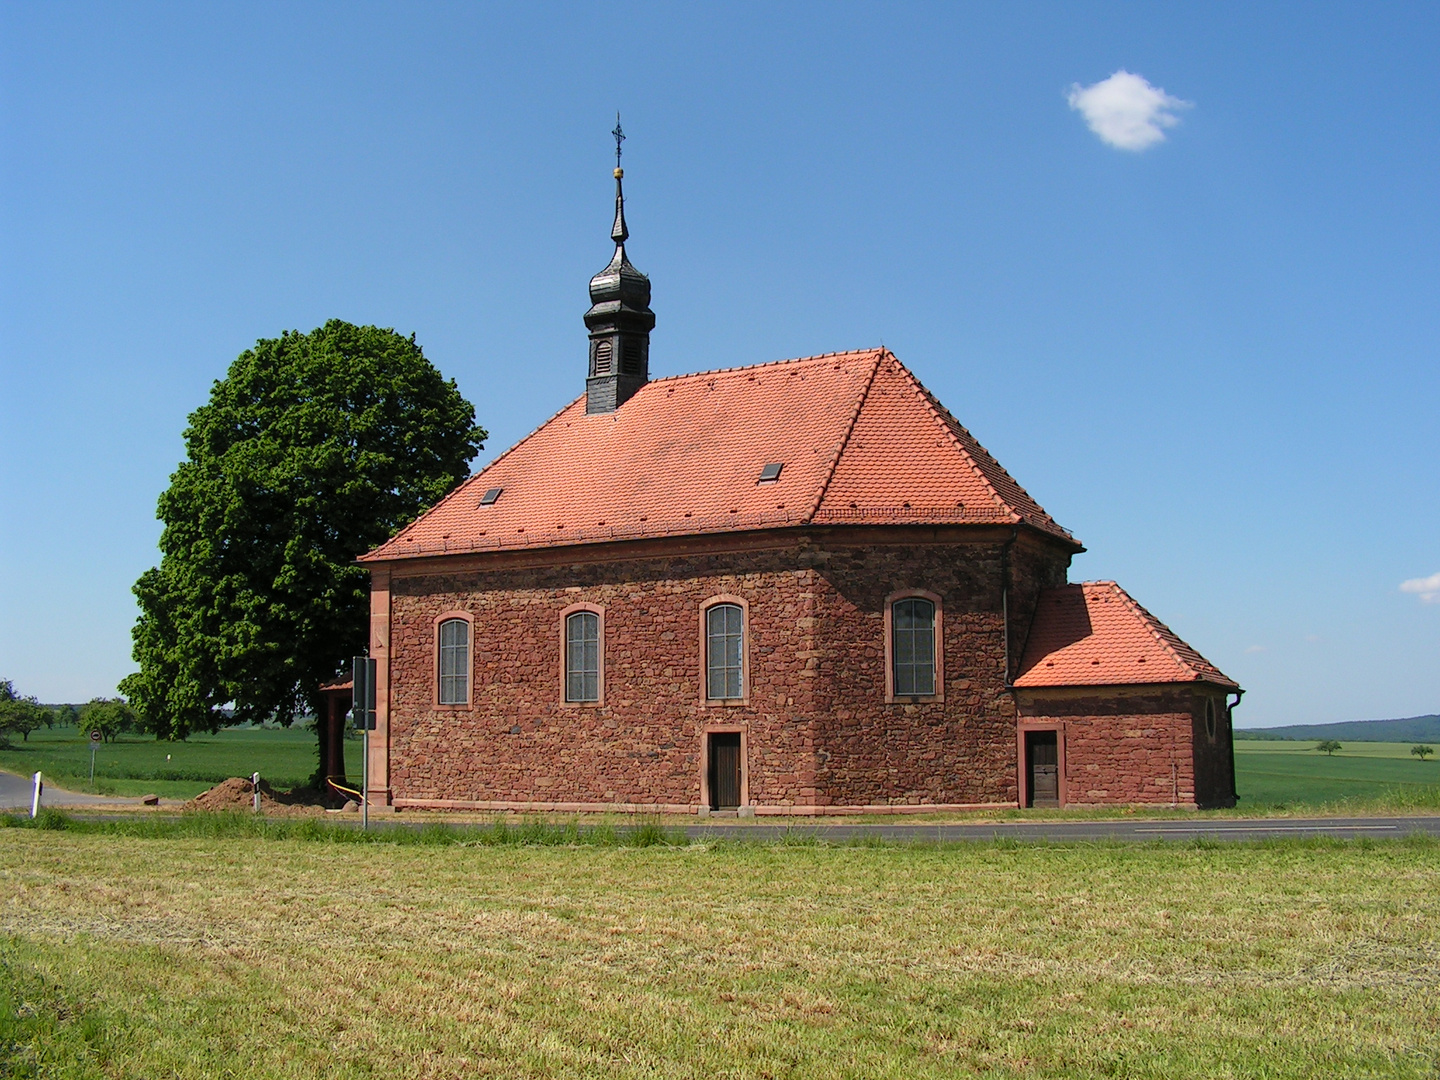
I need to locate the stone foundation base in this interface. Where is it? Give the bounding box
[389,797,1018,815]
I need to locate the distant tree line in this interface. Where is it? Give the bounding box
[1234,715,1440,743]
[0,678,137,744]
[1309,739,1435,762]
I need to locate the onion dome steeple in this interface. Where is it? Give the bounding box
[585,115,655,414]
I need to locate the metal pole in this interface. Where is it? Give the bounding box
[90,743,96,785]
[353,652,375,832]
[30,772,42,819]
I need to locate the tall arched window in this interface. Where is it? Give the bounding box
[565,610,600,703]
[891,598,936,697]
[706,603,744,700]
[438,618,470,705]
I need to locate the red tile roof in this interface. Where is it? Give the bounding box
[362,349,1076,562]
[1014,581,1238,689]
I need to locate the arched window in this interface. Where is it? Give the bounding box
[892,597,936,697]
[1205,698,1218,742]
[438,618,470,705]
[565,610,600,703]
[706,603,744,700]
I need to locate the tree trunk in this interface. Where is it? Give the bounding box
[316,693,349,802]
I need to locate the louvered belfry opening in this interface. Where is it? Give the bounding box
[591,339,613,375]
[585,146,655,414]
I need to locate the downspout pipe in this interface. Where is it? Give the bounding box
[1000,525,1020,686]
[1226,689,1245,805]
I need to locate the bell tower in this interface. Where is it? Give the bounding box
[585,115,655,414]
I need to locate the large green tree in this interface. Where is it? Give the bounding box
[121,320,484,749]
[0,679,47,742]
[80,698,136,743]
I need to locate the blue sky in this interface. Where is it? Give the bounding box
[2,2,1436,726]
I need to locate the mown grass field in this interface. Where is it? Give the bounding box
[1235,740,1440,807]
[0,725,360,798]
[1,819,1436,1079]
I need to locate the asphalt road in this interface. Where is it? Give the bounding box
[0,769,146,811]
[3,768,1437,841]
[687,816,1440,843]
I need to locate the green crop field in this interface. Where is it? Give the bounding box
[1,821,1436,1079]
[1235,740,1440,808]
[0,725,362,798]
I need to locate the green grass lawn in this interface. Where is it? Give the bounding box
[1235,740,1440,808]
[0,725,362,798]
[1,824,1436,1079]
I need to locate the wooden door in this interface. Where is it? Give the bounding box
[1027,730,1059,807]
[709,733,742,810]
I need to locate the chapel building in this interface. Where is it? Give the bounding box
[357,157,1240,813]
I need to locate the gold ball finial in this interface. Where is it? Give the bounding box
[614,167,624,179]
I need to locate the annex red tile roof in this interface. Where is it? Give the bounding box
[1014,581,1238,689]
[362,349,1076,562]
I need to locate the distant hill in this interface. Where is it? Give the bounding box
[1237,715,1440,743]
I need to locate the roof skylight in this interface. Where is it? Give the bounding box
[757,462,784,483]
[480,487,503,505]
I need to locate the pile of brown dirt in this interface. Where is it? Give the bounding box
[185,777,326,813]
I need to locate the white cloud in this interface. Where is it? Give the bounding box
[1400,572,1440,603]
[1067,70,1192,151]
[1244,645,1267,654]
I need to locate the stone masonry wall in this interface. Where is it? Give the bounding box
[381,530,1075,810]
[1191,692,1237,809]
[1016,687,1236,808]
[810,541,1024,806]
[1064,713,1195,805]
[386,547,820,807]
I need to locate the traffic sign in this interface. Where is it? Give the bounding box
[89,730,102,743]
[352,656,377,731]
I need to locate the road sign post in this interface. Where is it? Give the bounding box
[30,772,42,819]
[89,729,101,785]
[352,655,377,831]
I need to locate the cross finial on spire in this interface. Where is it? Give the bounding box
[609,114,629,245]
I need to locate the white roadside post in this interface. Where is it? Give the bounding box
[30,772,42,819]
[252,772,261,813]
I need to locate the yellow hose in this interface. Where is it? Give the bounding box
[326,778,363,800]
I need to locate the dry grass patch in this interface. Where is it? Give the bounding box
[2,830,1437,1078]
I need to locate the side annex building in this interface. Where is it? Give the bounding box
[356,161,1241,814]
